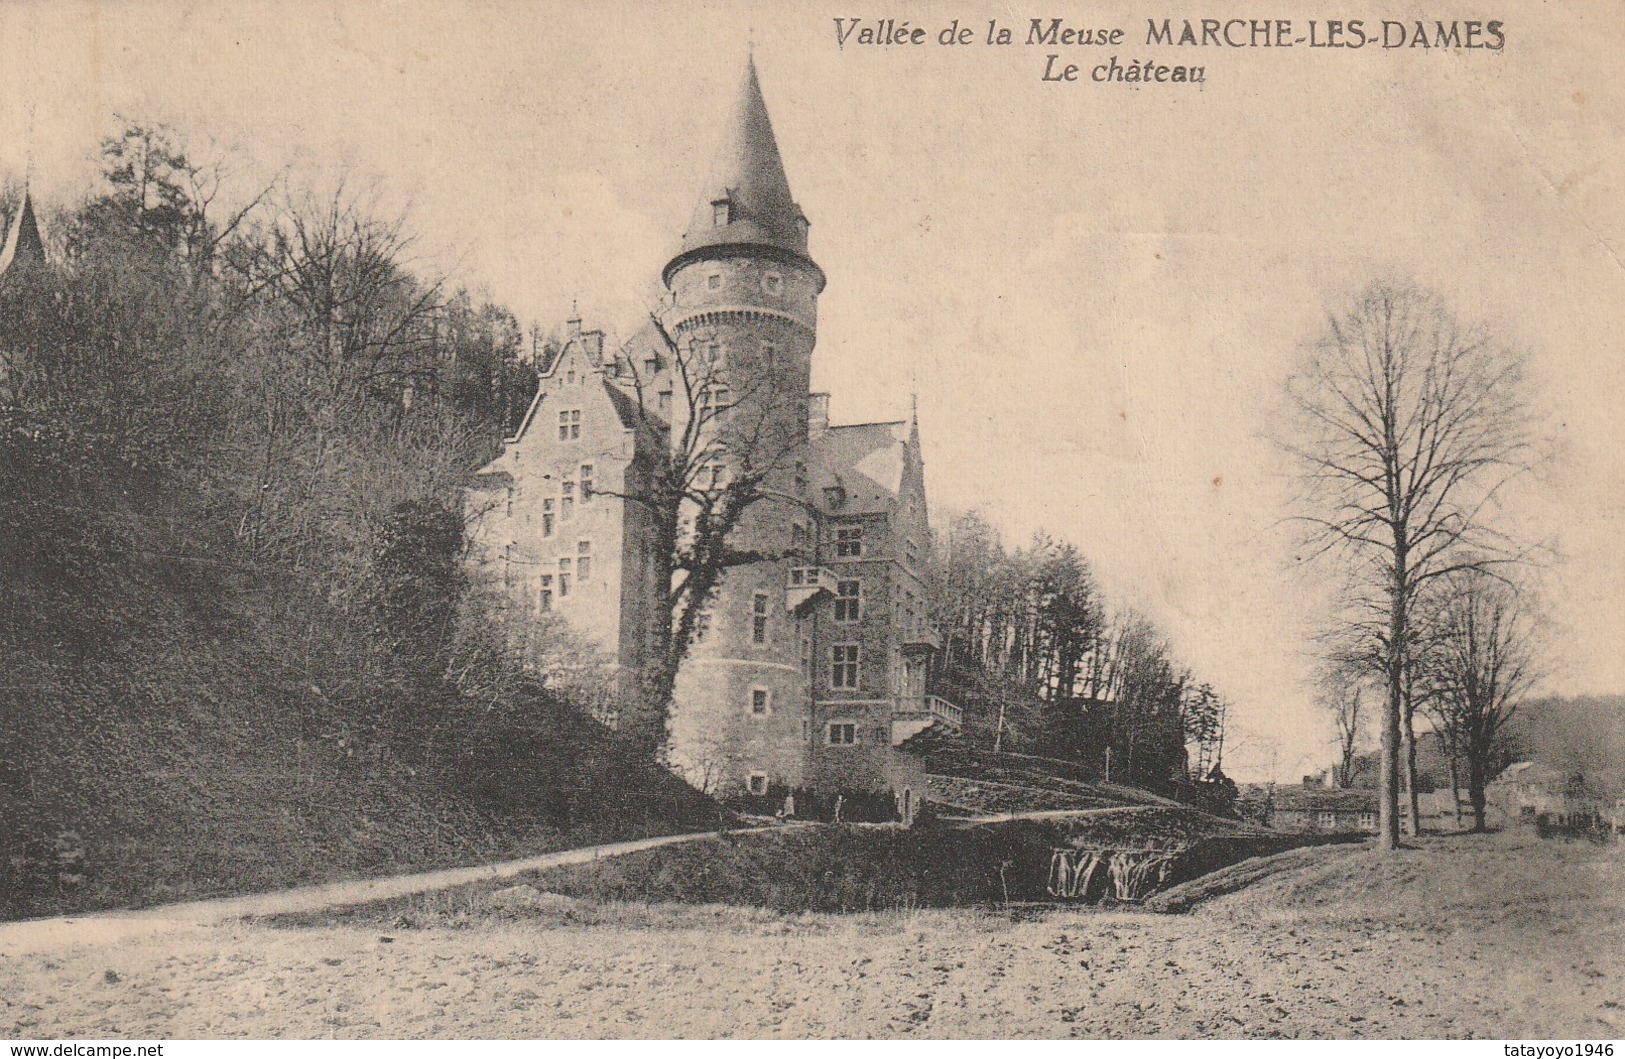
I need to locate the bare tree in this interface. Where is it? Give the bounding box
[1281,281,1538,850]
[1427,570,1537,832]
[1317,660,1369,788]
[600,315,810,759]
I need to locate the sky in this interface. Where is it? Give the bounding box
[1,0,1620,781]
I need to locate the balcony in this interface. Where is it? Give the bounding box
[925,694,963,728]
[785,565,839,611]
[890,693,963,744]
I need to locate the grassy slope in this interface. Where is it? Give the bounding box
[0,465,716,920]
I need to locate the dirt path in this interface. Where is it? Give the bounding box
[0,825,792,958]
[1,830,1619,1039]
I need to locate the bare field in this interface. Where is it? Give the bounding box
[2,830,1621,1039]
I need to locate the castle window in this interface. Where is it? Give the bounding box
[1359,812,1376,830]
[538,574,553,612]
[752,592,770,644]
[823,485,846,510]
[658,390,672,415]
[503,543,518,587]
[698,385,731,419]
[835,527,863,558]
[577,540,593,581]
[558,409,581,440]
[558,558,572,597]
[790,523,808,553]
[566,369,575,385]
[832,645,860,689]
[834,580,861,622]
[762,272,782,294]
[542,498,555,538]
[826,721,858,746]
[800,634,811,674]
[700,460,726,490]
[749,687,771,716]
[580,464,594,499]
[712,200,731,227]
[906,538,919,565]
[505,486,516,518]
[707,273,722,291]
[746,772,769,796]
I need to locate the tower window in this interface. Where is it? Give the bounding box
[577,540,592,581]
[762,272,783,294]
[835,527,863,558]
[752,592,770,644]
[580,463,594,499]
[538,574,553,612]
[747,772,769,796]
[542,498,555,538]
[558,558,572,597]
[749,687,770,716]
[832,645,860,689]
[707,273,722,291]
[834,580,861,622]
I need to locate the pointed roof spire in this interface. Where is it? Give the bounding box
[0,187,46,279]
[663,56,823,290]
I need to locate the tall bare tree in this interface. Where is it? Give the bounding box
[1317,660,1369,789]
[1281,281,1537,850]
[1427,570,1537,831]
[602,315,810,759]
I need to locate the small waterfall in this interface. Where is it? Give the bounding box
[1045,845,1184,902]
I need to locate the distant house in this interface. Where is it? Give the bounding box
[1487,762,1612,826]
[1240,780,1379,834]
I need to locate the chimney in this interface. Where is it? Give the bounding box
[809,392,830,437]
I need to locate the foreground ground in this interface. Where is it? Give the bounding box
[1,829,1620,1039]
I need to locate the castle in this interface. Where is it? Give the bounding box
[468,59,956,805]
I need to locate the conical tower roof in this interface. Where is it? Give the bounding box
[0,188,45,278]
[663,57,822,289]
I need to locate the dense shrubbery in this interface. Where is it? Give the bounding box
[0,124,712,920]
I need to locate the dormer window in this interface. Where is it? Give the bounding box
[712,198,732,227]
[824,484,846,510]
[795,212,810,238]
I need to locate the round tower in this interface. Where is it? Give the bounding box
[662,58,824,794]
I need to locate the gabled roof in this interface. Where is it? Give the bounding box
[663,58,822,289]
[808,419,910,516]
